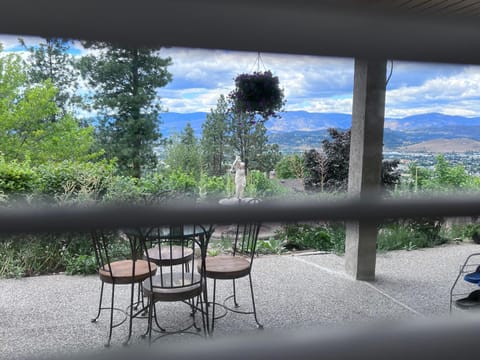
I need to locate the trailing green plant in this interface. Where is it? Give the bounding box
[256,238,286,255]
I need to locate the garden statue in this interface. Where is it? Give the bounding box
[230,155,246,199]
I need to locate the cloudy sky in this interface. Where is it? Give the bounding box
[2,34,480,119]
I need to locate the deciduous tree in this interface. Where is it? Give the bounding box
[0,48,98,164]
[304,128,401,192]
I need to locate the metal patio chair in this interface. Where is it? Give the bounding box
[90,229,157,347]
[199,203,263,333]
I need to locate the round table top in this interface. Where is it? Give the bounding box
[123,224,213,239]
[218,197,258,205]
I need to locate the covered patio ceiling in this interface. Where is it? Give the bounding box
[2,1,480,64]
[347,0,480,17]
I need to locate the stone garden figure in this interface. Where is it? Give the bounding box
[230,156,246,199]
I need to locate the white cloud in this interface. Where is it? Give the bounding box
[158,88,228,113]
[385,65,480,118]
[0,34,47,50]
[157,47,355,113]
[4,35,480,118]
[0,34,21,49]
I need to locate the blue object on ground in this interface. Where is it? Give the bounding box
[464,270,480,284]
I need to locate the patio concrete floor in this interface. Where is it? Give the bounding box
[2,241,480,360]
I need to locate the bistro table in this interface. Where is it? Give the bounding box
[122,224,214,336]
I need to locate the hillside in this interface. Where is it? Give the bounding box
[158,111,480,153]
[398,138,480,153]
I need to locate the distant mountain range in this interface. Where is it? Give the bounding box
[159,111,480,153]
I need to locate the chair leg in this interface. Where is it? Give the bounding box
[211,279,217,334]
[135,282,142,310]
[192,296,201,332]
[91,282,104,323]
[123,282,136,346]
[141,297,151,339]
[248,273,263,329]
[148,297,154,345]
[232,279,239,308]
[198,295,207,337]
[202,280,210,335]
[203,279,209,307]
[105,283,115,347]
[152,301,166,332]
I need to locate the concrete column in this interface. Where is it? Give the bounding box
[345,59,387,281]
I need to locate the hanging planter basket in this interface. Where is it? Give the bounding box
[230,70,285,119]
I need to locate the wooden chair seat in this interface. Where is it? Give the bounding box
[199,255,251,280]
[99,260,157,285]
[142,272,203,301]
[146,245,194,266]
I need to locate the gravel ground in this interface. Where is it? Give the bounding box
[2,241,480,359]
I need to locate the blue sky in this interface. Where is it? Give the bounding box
[1,34,480,119]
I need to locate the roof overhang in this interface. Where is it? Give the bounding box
[1,0,480,64]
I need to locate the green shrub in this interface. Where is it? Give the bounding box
[377,223,417,251]
[104,175,142,203]
[275,154,304,179]
[104,173,173,204]
[64,254,97,275]
[165,170,197,196]
[0,159,37,195]
[198,174,226,199]
[0,242,26,278]
[64,232,130,275]
[36,160,115,202]
[329,222,346,254]
[0,231,133,278]
[378,218,446,251]
[0,234,65,277]
[277,222,345,253]
[246,170,284,197]
[446,223,480,244]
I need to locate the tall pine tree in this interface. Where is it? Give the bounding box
[79,43,172,178]
[201,95,229,176]
[228,111,280,174]
[19,37,79,118]
[165,123,202,178]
